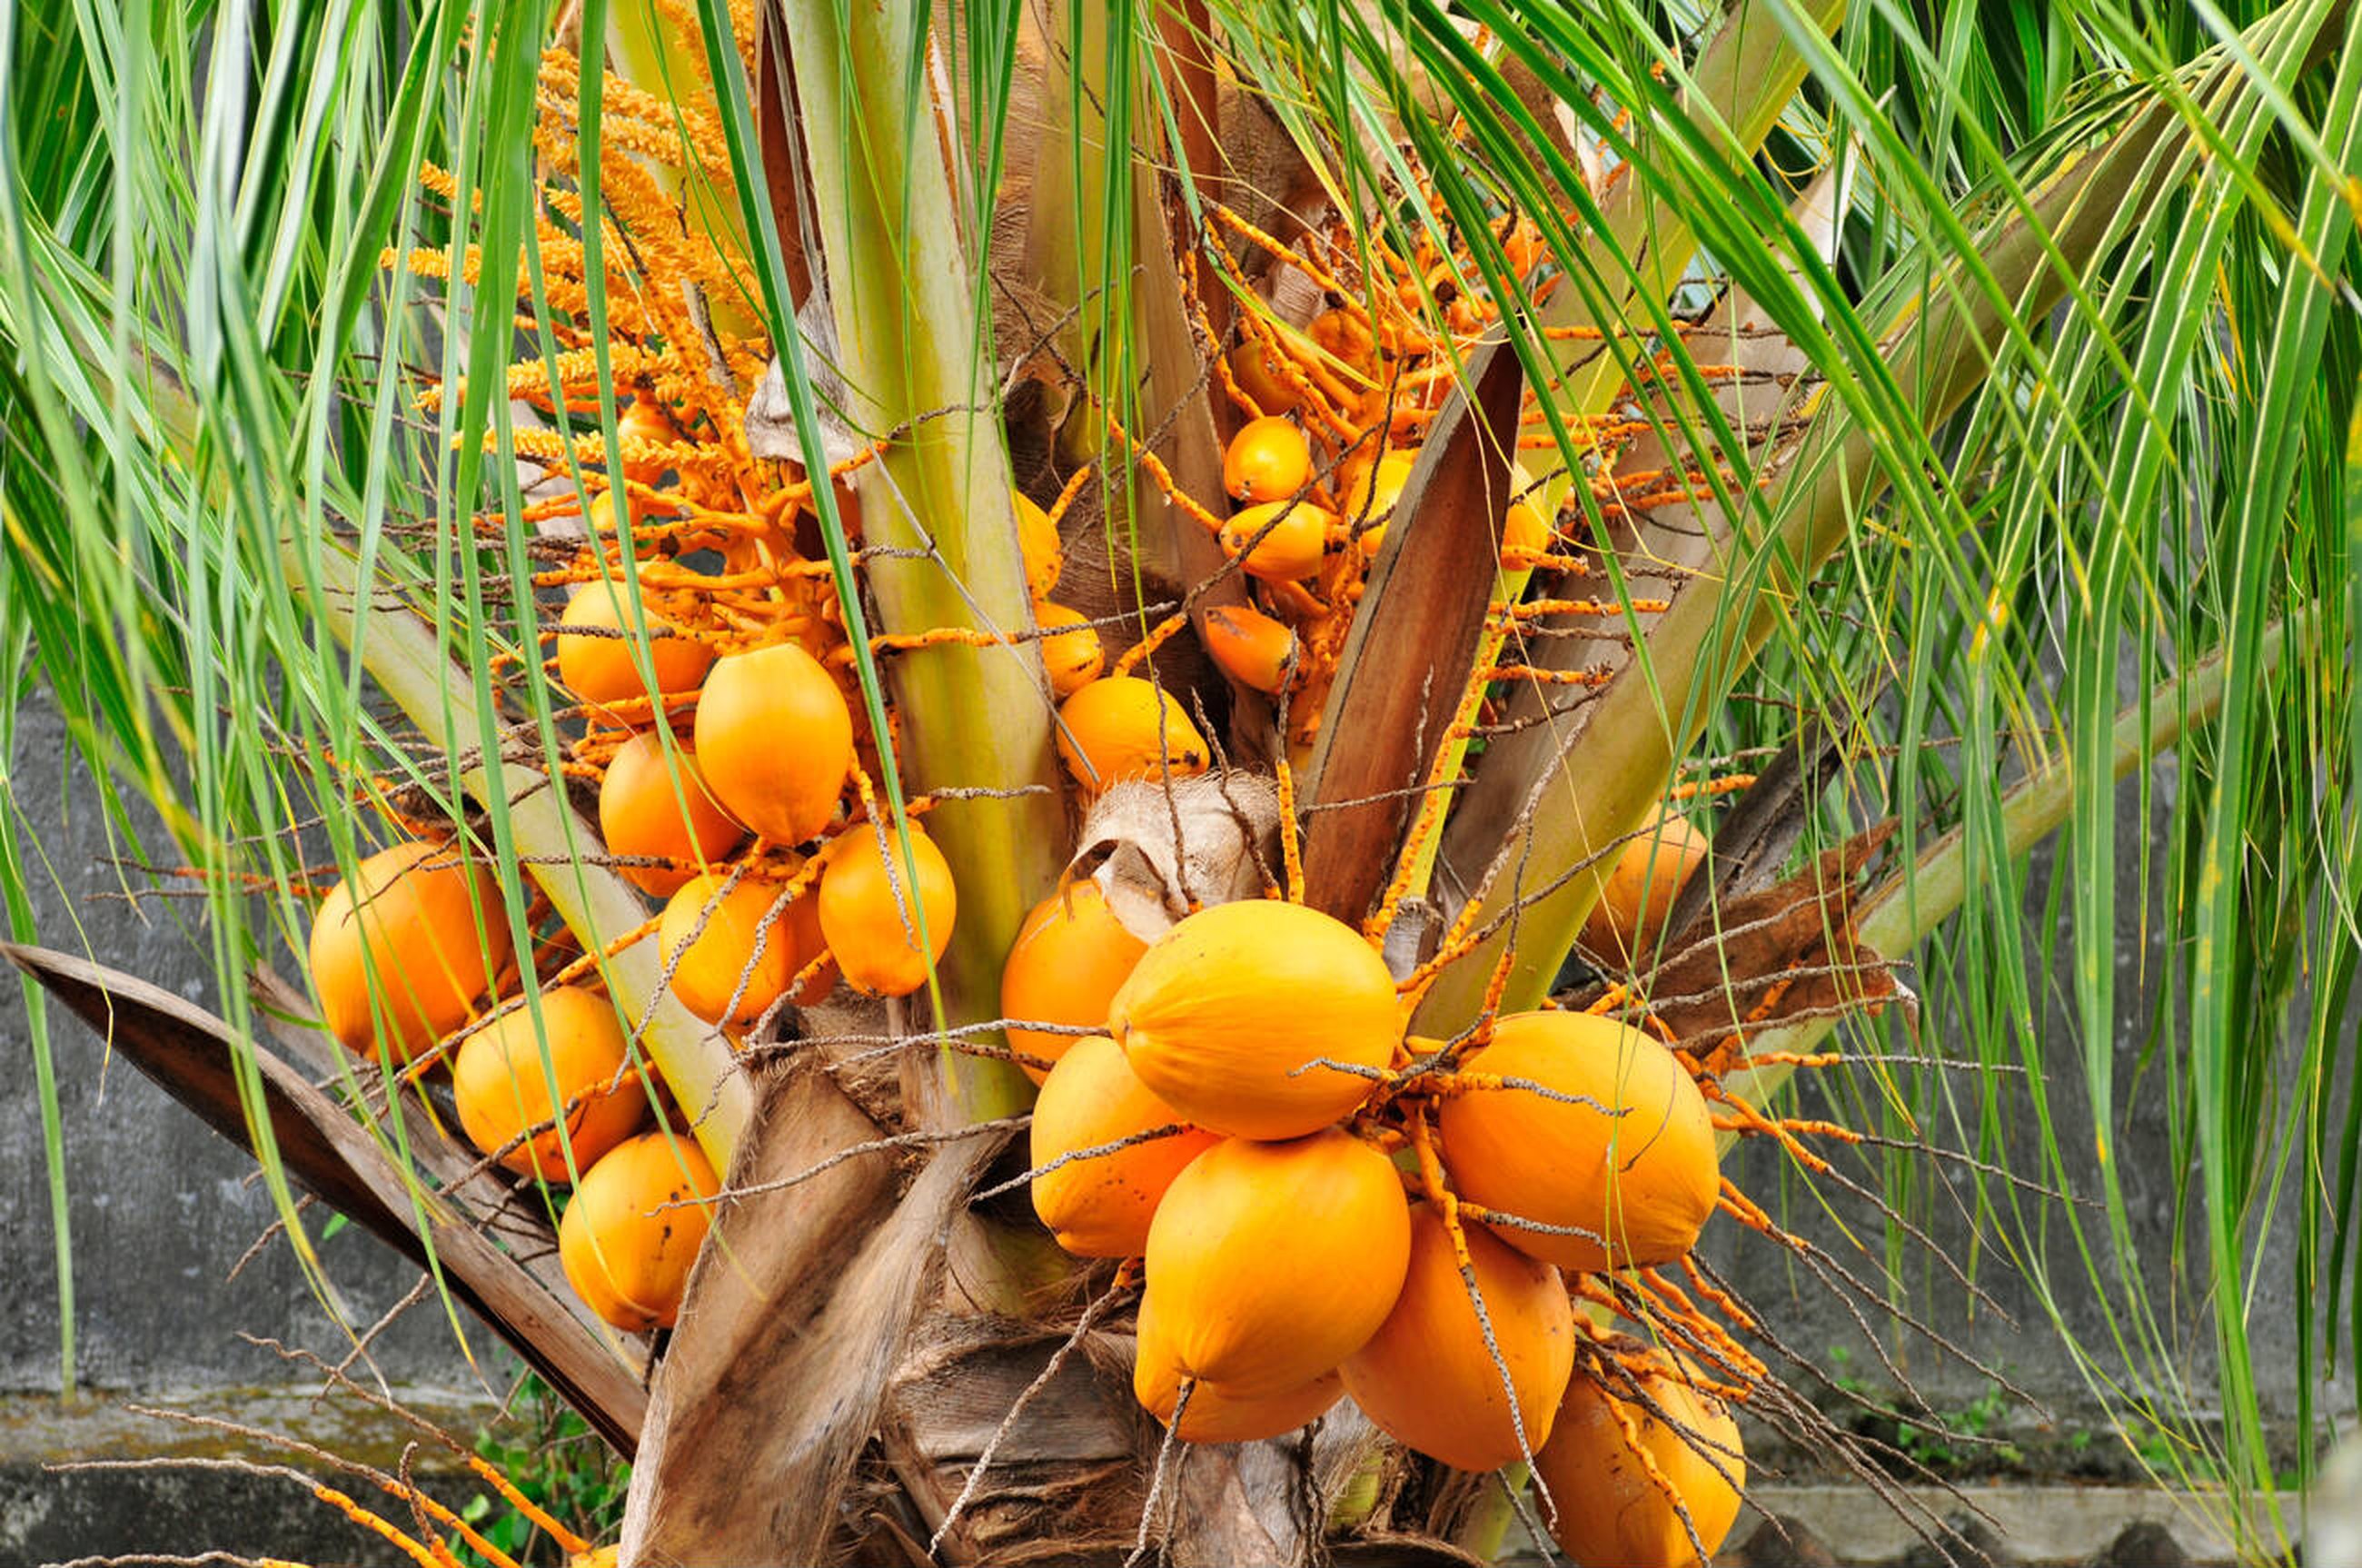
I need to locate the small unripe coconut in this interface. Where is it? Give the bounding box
[1341,449,1415,557]
[556,585,715,718]
[1435,1010,1717,1273]
[658,872,813,1026]
[558,1131,720,1332]
[617,397,678,485]
[1223,416,1313,503]
[309,839,511,1064]
[1033,601,1105,698]
[1228,337,1301,415]
[693,641,853,847]
[1534,1349,1745,1568]
[452,985,646,1181]
[598,731,747,897]
[1134,1295,1344,1442]
[1218,501,1330,582]
[1582,809,1711,963]
[1015,488,1063,598]
[1308,308,1378,379]
[1109,898,1398,1140]
[1140,1128,1411,1395]
[1055,678,1209,795]
[1503,461,1570,559]
[999,881,1148,1081]
[1340,1204,1575,1471]
[817,825,958,997]
[1201,605,1296,695]
[1029,1035,1218,1257]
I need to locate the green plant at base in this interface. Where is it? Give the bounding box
[454,1374,630,1567]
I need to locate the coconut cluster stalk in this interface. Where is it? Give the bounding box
[710,0,1069,1123]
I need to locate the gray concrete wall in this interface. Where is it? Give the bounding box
[0,699,483,1397]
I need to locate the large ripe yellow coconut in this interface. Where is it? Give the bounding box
[999,881,1148,1082]
[1140,1129,1411,1395]
[558,1131,720,1333]
[1055,678,1210,796]
[816,825,958,997]
[308,839,511,1064]
[597,731,747,897]
[1133,1296,1345,1442]
[556,584,714,716]
[692,642,853,847]
[1435,1010,1717,1273]
[1534,1350,1746,1568]
[657,872,811,1026]
[452,986,647,1181]
[1029,1035,1219,1258]
[1340,1204,1575,1471]
[1108,898,1398,1140]
[1582,809,1712,963]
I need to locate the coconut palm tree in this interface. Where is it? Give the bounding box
[3,0,2357,1562]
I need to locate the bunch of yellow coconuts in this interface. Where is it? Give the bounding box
[1007,879,1745,1565]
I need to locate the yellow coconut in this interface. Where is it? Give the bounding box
[1108,898,1398,1140]
[309,839,511,1065]
[558,1131,720,1333]
[1534,1351,1746,1568]
[618,396,677,485]
[657,872,812,1026]
[555,584,714,716]
[1015,488,1063,598]
[1503,461,1556,556]
[1218,501,1330,582]
[1201,605,1296,695]
[1140,1129,1411,1394]
[1030,1035,1219,1258]
[1341,449,1415,557]
[1134,1295,1345,1442]
[597,731,747,897]
[693,641,853,847]
[1033,601,1105,698]
[1223,416,1313,503]
[1434,1010,1717,1273]
[816,825,958,997]
[1582,809,1712,963]
[452,986,647,1181]
[1340,1204,1575,1471]
[999,881,1149,1082]
[1228,336,1301,415]
[1054,677,1210,795]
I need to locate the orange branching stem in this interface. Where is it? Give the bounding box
[465,1454,592,1556]
[308,1483,448,1568]
[1104,408,1231,536]
[1631,1267,1768,1383]
[1668,772,1758,801]
[1112,610,1194,678]
[1272,746,1306,905]
[1679,1253,1759,1335]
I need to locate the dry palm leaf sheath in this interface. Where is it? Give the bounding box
[30,0,2360,1563]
